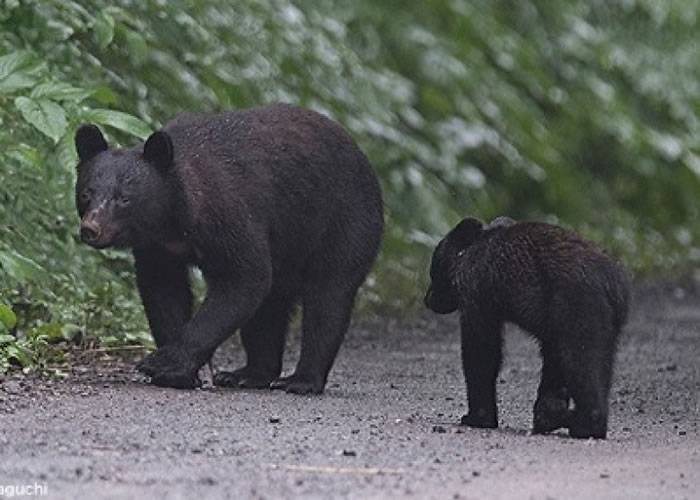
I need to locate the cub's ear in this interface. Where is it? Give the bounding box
[450,217,484,249]
[143,130,174,171]
[486,216,516,230]
[75,124,108,162]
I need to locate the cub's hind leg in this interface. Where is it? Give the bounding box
[533,341,572,434]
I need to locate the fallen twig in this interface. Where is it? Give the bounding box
[267,464,404,476]
[82,345,150,353]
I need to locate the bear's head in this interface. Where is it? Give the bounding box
[74,125,176,249]
[424,217,485,314]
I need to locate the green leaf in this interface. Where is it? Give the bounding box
[31,322,63,341]
[0,73,37,93]
[61,324,82,342]
[0,248,46,282]
[0,0,19,21]
[0,51,34,81]
[14,97,68,143]
[56,131,78,172]
[82,108,151,138]
[6,143,42,169]
[5,344,33,366]
[0,51,40,93]
[0,305,17,330]
[101,335,120,346]
[125,30,149,67]
[0,334,16,345]
[30,82,94,102]
[92,85,119,105]
[94,12,115,49]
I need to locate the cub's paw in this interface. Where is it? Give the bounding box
[568,409,608,439]
[270,374,324,395]
[533,395,572,434]
[137,346,201,390]
[460,408,498,428]
[214,367,276,389]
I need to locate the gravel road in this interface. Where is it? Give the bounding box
[0,284,698,499]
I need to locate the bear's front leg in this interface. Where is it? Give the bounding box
[138,246,272,389]
[134,248,193,348]
[459,308,503,428]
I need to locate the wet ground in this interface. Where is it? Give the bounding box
[0,284,698,499]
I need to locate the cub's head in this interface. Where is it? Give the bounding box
[424,216,516,314]
[424,217,488,314]
[74,125,175,249]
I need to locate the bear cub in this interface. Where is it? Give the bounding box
[74,104,383,393]
[425,216,629,439]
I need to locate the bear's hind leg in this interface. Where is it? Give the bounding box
[459,307,503,429]
[270,281,358,395]
[214,292,296,389]
[532,341,572,434]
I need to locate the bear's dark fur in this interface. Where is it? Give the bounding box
[74,103,383,393]
[425,217,629,439]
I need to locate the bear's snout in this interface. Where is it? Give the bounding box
[79,210,117,249]
[80,218,101,245]
[79,201,121,249]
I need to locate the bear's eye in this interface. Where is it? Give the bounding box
[116,195,131,207]
[79,191,91,204]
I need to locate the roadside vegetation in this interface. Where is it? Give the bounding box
[1,0,698,372]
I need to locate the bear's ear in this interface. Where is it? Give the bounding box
[143,130,174,171]
[450,217,484,249]
[75,124,108,162]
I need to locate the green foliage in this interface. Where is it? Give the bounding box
[0,304,17,330]
[1,0,699,371]
[0,0,154,372]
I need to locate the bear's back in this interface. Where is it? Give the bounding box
[160,103,383,270]
[163,104,371,178]
[467,222,629,330]
[163,104,379,205]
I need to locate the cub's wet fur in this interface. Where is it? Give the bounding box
[425,217,629,439]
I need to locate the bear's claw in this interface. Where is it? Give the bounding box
[137,346,201,389]
[214,368,276,389]
[270,374,324,394]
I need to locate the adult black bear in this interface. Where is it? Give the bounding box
[424,217,629,439]
[74,103,383,393]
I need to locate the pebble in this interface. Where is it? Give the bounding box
[2,380,22,394]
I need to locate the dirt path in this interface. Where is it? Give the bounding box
[1,286,698,499]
